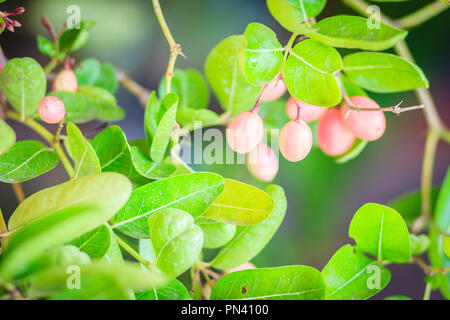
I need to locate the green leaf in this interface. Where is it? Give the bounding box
[144,91,162,143]
[59,21,94,53]
[409,234,430,256]
[0,203,110,278]
[136,278,191,300]
[0,119,16,154]
[307,15,407,51]
[212,184,287,270]
[130,146,176,179]
[341,74,368,97]
[0,58,46,117]
[211,265,325,300]
[150,93,178,163]
[201,179,274,225]
[95,63,119,94]
[0,140,59,183]
[266,0,326,33]
[37,35,57,58]
[435,168,450,233]
[428,227,450,299]
[91,125,134,177]
[322,244,391,300]
[343,52,429,93]
[77,85,125,121]
[388,188,440,227]
[384,295,412,300]
[176,108,219,127]
[8,172,132,231]
[196,218,236,249]
[48,91,97,123]
[69,224,111,259]
[148,208,203,278]
[444,237,450,258]
[284,39,342,107]
[334,139,368,164]
[75,59,101,86]
[205,35,260,115]
[241,23,283,85]
[110,172,224,238]
[67,122,101,178]
[259,99,290,129]
[103,228,124,263]
[158,69,210,109]
[348,203,411,263]
[27,261,166,300]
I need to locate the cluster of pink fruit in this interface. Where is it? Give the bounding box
[37,66,77,124]
[226,78,386,182]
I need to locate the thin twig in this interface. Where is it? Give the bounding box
[397,1,449,29]
[12,183,25,203]
[116,70,150,107]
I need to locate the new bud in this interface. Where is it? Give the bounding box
[279,119,313,162]
[286,97,326,122]
[38,96,66,124]
[247,143,279,182]
[318,109,355,156]
[226,111,264,154]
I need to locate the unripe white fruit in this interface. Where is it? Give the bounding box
[260,78,286,102]
[247,143,279,182]
[341,96,386,141]
[318,109,355,156]
[279,120,313,162]
[286,97,326,122]
[226,111,264,154]
[52,68,78,92]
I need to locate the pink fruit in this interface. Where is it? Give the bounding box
[226,111,264,154]
[341,96,386,141]
[279,120,313,162]
[286,97,327,122]
[247,143,279,182]
[38,96,66,124]
[318,109,355,156]
[52,67,78,92]
[260,78,286,102]
[224,262,256,275]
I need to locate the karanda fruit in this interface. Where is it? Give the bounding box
[286,97,326,122]
[226,110,264,154]
[247,143,279,182]
[52,66,78,92]
[38,96,66,124]
[279,119,313,162]
[260,77,286,102]
[318,109,355,156]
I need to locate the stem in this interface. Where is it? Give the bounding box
[349,103,424,115]
[6,110,75,178]
[281,33,298,71]
[152,0,184,93]
[423,282,432,300]
[397,1,448,29]
[43,58,59,74]
[115,233,152,267]
[117,70,149,107]
[12,183,25,203]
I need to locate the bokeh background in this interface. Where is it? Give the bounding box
[0,0,449,299]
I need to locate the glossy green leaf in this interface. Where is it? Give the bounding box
[176,108,219,127]
[0,119,16,154]
[322,245,391,300]
[67,122,101,178]
[212,185,287,270]
[27,261,166,300]
[409,234,430,256]
[388,188,440,227]
[75,59,119,93]
[444,237,450,258]
[48,91,97,123]
[158,69,209,109]
[69,224,111,259]
[266,0,326,33]
[241,23,283,85]
[211,265,325,300]
[8,172,132,231]
[103,228,124,263]
[0,203,109,278]
[0,140,59,183]
[428,227,450,299]
[196,217,236,249]
[150,93,178,163]
[307,15,407,51]
[334,139,368,164]
[435,168,450,233]
[284,39,342,107]
[95,63,119,94]
[205,35,260,115]
[136,278,191,300]
[144,92,163,142]
[58,21,94,53]
[148,208,203,278]
[348,203,411,263]
[37,35,57,58]
[341,74,368,97]
[77,85,125,121]
[0,58,46,117]
[201,179,274,225]
[130,146,176,179]
[91,125,134,177]
[343,52,429,93]
[110,172,224,238]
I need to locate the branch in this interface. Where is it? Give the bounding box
[117,70,149,107]
[115,232,153,267]
[12,183,25,203]
[397,1,449,29]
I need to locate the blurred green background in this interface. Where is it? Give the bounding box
[0,0,449,299]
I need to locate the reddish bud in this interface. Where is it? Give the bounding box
[226,111,264,154]
[279,120,313,162]
[247,143,279,182]
[318,109,355,156]
[341,96,386,141]
[38,96,66,124]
